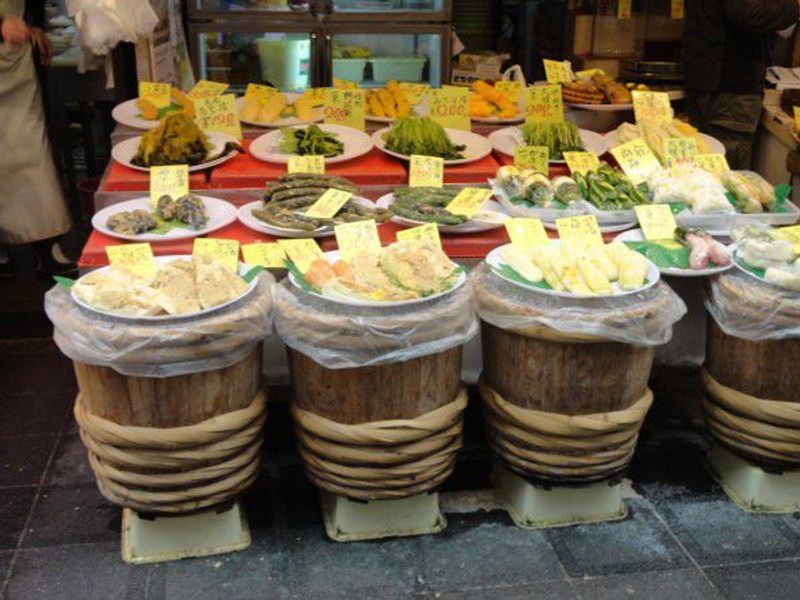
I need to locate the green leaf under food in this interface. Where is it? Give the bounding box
[667,202,691,214]
[734,253,765,279]
[53,275,75,289]
[772,184,792,213]
[284,259,320,294]
[242,266,265,283]
[624,240,690,269]
[150,218,188,235]
[492,263,552,290]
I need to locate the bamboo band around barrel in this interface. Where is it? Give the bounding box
[291,387,468,501]
[480,380,652,483]
[75,390,267,513]
[702,370,800,467]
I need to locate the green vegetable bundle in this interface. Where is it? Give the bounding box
[279,125,344,157]
[574,163,651,210]
[519,122,583,160]
[383,117,466,160]
[391,186,467,225]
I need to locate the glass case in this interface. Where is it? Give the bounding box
[333,0,443,12]
[191,0,311,13]
[189,0,451,20]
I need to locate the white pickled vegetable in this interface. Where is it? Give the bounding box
[646,165,732,214]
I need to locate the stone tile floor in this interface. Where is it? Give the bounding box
[2,341,800,599]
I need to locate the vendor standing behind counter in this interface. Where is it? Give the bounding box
[684,0,799,170]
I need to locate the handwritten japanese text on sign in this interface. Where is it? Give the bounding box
[695,153,730,174]
[106,243,156,279]
[506,218,549,251]
[514,146,549,174]
[304,189,353,219]
[193,238,240,272]
[409,155,444,188]
[150,165,189,209]
[244,83,278,104]
[288,155,325,174]
[635,205,678,240]
[188,80,229,100]
[563,151,600,175]
[334,220,382,261]
[396,223,441,248]
[397,83,430,105]
[194,94,242,139]
[241,243,287,269]
[323,88,366,131]
[138,81,171,109]
[664,137,698,166]
[610,138,660,185]
[556,215,603,246]
[524,85,564,124]
[494,81,523,103]
[445,187,494,219]
[543,59,573,84]
[428,87,471,131]
[632,91,673,124]
[278,238,324,273]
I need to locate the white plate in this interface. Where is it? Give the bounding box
[71,255,257,321]
[237,196,380,239]
[376,192,509,234]
[729,243,780,288]
[111,98,164,130]
[92,196,238,242]
[235,93,324,128]
[565,90,685,112]
[543,220,636,234]
[249,124,373,165]
[488,127,609,164]
[288,249,467,308]
[614,229,734,277]
[111,132,240,173]
[367,96,430,123]
[486,241,660,298]
[372,127,493,165]
[604,130,726,156]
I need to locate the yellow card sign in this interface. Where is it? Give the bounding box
[514,146,549,174]
[618,0,632,19]
[244,83,278,103]
[288,155,325,174]
[428,87,471,132]
[188,80,229,100]
[575,68,604,80]
[524,85,564,124]
[506,218,549,251]
[563,151,600,175]
[193,238,240,272]
[409,155,444,188]
[664,137,698,166]
[323,88,366,131]
[398,82,430,105]
[194,94,242,139]
[543,59,573,84]
[671,0,684,19]
[150,165,189,208]
[635,205,677,240]
[241,243,287,269]
[446,187,494,219]
[303,88,327,106]
[632,91,673,124]
[106,243,156,279]
[138,81,171,109]
[556,215,603,246]
[794,107,800,131]
[304,188,353,219]
[277,238,324,273]
[610,138,661,185]
[495,81,523,103]
[695,153,730,174]
[334,220,382,261]
[396,223,441,248]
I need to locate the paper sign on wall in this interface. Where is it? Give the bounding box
[106,243,156,279]
[428,87,471,131]
[241,243,287,269]
[524,85,564,124]
[193,238,240,272]
[150,165,189,208]
[194,94,242,139]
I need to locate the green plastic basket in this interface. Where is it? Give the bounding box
[332,58,367,83]
[370,57,427,84]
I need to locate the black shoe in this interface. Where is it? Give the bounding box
[32,238,78,277]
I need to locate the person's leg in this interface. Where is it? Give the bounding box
[700,123,756,170]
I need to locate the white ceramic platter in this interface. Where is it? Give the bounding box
[249,124,373,165]
[111,132,240,173]
[543,220,636,234]
[565,89,685,111]
[235,93,324,128]
[376,192,509,233]
[366,96,430,123]
[604,130,726,156]
[488,127,609,164]
[614,229,734,277]
[111,98,164,130]
[371,127,493,165]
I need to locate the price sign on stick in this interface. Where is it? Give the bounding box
[610,138,660,185]
[543,59,573,84]
[506,218,549,251]
[288,155,325,174]
[396,223,442,248]
[563,151,600,175]
[188,80,229,100]
[323,88,366,131]
[618,0,632,19]
[193,238,240,272]
[695,153,730,174]
[556,215,603,246]
[241,243,287,269]
[632,91,673,124]
[397,83,430,105]
[106,243,156,279]
[278,239,324,273]
[150,165,189,209]
[334,220,382,261]
[494,81,522,103]
[244,83,278,103]
[524,85,564,124]
[445,188,494,219]
[428,87,471,131]
[664,137,698,166]
[635,205,678,240]
[138,81,171,109]
[514,146,549,174]
[304,189,353,219]
[671,0,684,19]
[194,94,242,139]
[409,155,444,188]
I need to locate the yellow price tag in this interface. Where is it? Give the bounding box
[428,88,471,132]
[244,83,278,103]
[618,0,632,19]
[194,94,242,139]
[794,107,800,131]
[334,220,382,261]
[524,85,564,124]
[445,187,494,219]
[671,0,684,19]
[664,137,698,166]
[150,165,189,209]
[494,81,523,103]
[610,138,661,185]
[304,188,353,219]
[106,243,156,279]
[574,68,605,80]
[302,88,327,107]
[138,81,171,109]
[278,238,324,273]
[632,91,673,124]
[505,218,549,251]
[543,59,573,84]
[397,82,430,105]
[514,146,549,174]
[635,205,677,240]
[323,88,366,131]
[556,215,603,246]
[333,78,360,90]
[241,243,287,268]
[188,80,229,100]
[563,151,600,175]
[396,223,442,248]
[695,153,730,174]
[193,238,240,272]
[288,155,325,174]
[409,155,444,188]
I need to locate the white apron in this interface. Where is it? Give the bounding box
[0,0,71,244]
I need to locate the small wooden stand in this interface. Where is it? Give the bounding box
[319,491,446,542]
[121,502,250,565]
[493,464,626,529]
[707,444,800,514]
